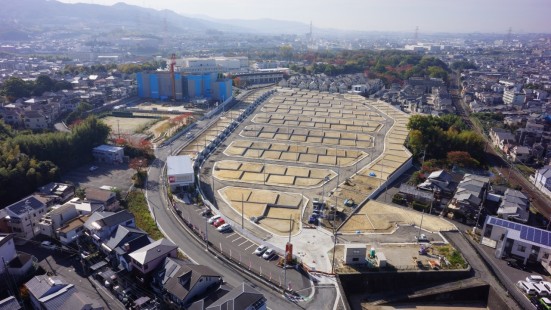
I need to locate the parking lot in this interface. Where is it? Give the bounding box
[61,162,135,192]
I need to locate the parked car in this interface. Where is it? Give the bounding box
[217,223,232,232]
[534,282,551,296]
[201,209,212,217]
[213,218,226,228]
[254,245,268,256]
[505,258,527,270]
[308,215,318,224]
[262,248,276,260]
[89,165,98,172]
[40,241,56,250]
[540,297,551,310]
[208,214,221,224]
[517,280,537,295]
[527,275,545,283]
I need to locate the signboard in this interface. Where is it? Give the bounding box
[481,237,497,249]
[168,176,175,183]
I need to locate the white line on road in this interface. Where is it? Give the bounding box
[232,236,243,243]
[245,243,256,251]
[226,232,237,239]
[238,240,250,247]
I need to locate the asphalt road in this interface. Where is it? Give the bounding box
[146,91,331,310]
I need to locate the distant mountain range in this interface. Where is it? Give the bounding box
[0,0,313,40]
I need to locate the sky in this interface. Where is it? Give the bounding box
[56,0,551,33]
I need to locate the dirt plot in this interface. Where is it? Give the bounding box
[339,200,456,233]
[219,187,304,235]
[101,116,156,134]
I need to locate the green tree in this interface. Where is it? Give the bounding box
[0,77,33,100]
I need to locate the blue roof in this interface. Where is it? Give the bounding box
[488,216,551,247]
[6,196,45,216]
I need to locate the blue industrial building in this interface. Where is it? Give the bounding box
[136,71,232,102]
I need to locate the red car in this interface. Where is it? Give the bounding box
[213,218,226,227]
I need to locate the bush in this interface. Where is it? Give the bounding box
[126,190,163,240]
[412,201,429,212]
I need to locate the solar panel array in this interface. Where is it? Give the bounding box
[489,217,551,247]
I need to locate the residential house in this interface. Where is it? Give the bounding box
[497,189,530,223]
[4,195,54,241]
[531,165,551,200]
[205,283,267,310]
[0,296,21,310]
[417,170,458,196]
[84,211,135,246]
[509,145,531,163]
[85,188,120,211]
[482,216,551,273]
[24,275,103,310]
[490,128,516,152]
[448,174,489,217]
[57,215,90,245]
[38,203,79,238]
[129,238,178,281]
[37,182,74,204]
[0,233,36,282]
[101,225,152,271]
[154,257,222,309]
[22,110,49,130]
[67,197,104,215]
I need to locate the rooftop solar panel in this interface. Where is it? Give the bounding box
[535,230,542,244]
[528,228,535,241]
[543,232,549,246]
[521,226,528,239]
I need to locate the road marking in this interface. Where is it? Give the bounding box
[226,232,237,239]
[238,240,250,247]
[245,243,256,251]
[232,236,243,243]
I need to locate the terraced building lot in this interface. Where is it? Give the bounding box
[214,160,336,187]
[219,187,303,235]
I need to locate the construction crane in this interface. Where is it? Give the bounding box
[170,53,176,101]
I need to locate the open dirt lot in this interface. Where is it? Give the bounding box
[101,116,157,135]
[339,200,456,233]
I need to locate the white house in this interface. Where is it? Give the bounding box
[531,166,551,200]
[0,233,35,281]
[57,215,90,245]
[38,203,79,238]
[4,195,52,241]
[482,216,551,274]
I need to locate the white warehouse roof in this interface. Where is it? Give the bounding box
[93,144,123,153]
[167,155,194,176]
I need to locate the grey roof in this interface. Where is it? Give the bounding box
[206,283,266,310]
[41,285,98,310]
[129,238,177,265]
[0,296,21,310]
[163,260,222,301]
[84,210,134,230]
[537,166,551,178]
[25,275,68,300]
[104,225,147,251]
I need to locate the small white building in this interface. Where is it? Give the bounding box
[482,216,551,274]
[166,155,195,191]
[92,144,124,164]
[344,244,366,265]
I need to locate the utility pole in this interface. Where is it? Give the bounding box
[283,215,293,293]
[418,209,424,240]
[331,194,338,274]
[241,193,244,229]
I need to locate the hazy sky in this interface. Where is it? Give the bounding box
[57,0,551,33]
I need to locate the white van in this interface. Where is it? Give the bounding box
[534,282,551,296]
[517,280,537,295]
[527,275,545,283]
